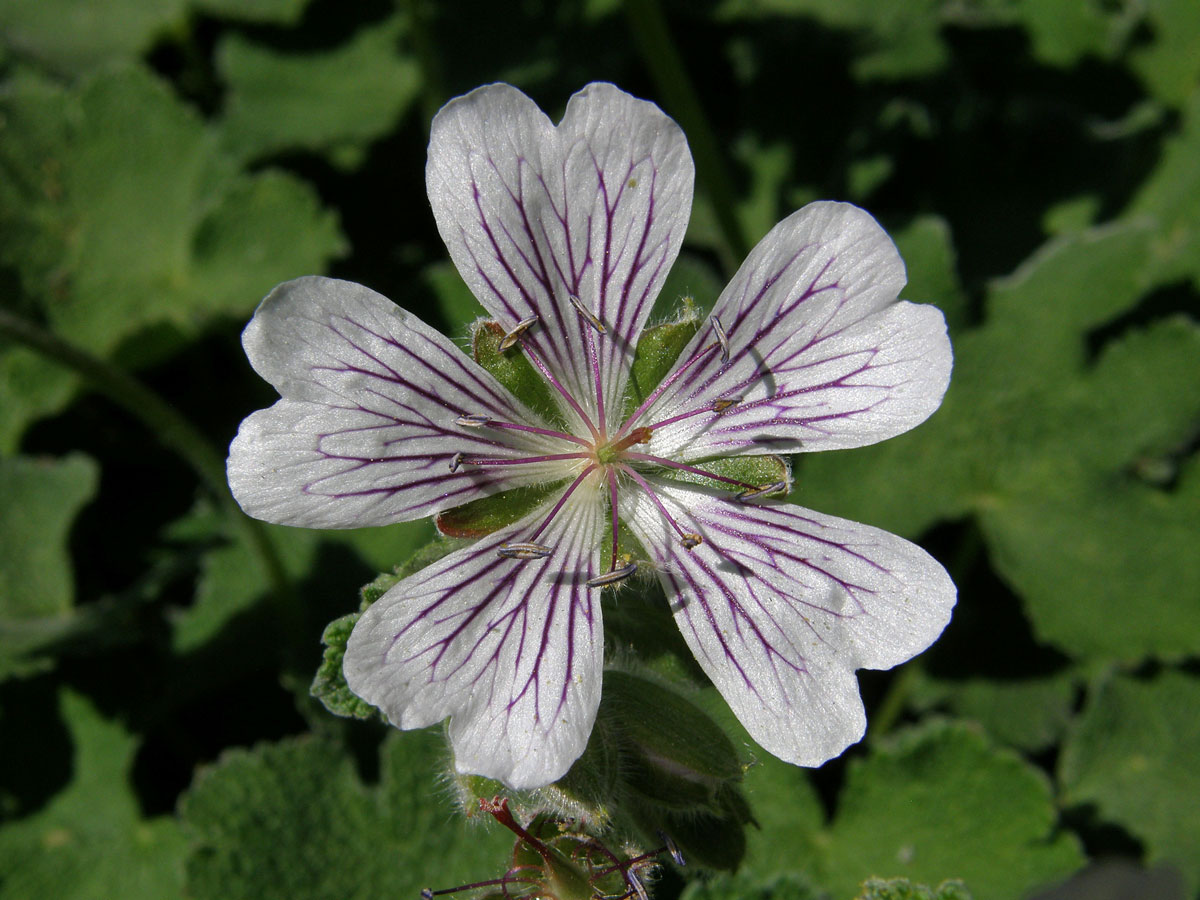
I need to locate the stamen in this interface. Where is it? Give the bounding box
[587,562,638,588]
[627,870,649,900]
[710,315,730,363]
[484,419,592,448]
[448,451,464,473]
[642,403,724,432]
[736,480,789,501]
[608,468,620,573]
[607,426,652,454]
[460,452,589,467]
[519,343,602,442]
[621,465,705,551]
[615,339,722,438]
[497,541,554,560]
[568,294,606,335]
[657,831,686,866]
[526,464,598,543]
[712,396,741,412]
[454,414,491,427]
[498,314,539,350]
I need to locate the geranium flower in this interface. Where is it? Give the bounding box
[227,82,955,789]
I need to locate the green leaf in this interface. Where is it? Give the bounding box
[796,222,1200,662]
[194,0,309,23]
[217,15,420,167]
[818,722,1083,900]
[0,453,97,620]
[181,731,513,900]
[311,613,381,721]
[714,0,949,80]
[681,872,825,900]
[1059,670,1200,892]
[0,351,76,455]
[0,65,344,443]
[0,689,187,899]
[0,0,184,76]
[1128,0,1200,106]
[891,215,968,335]
[855,877,973,900]
[909,672,1076,753]
[1127,87,1200,289]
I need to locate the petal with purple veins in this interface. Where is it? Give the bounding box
[427,82,694,432]
[227,276,570,528]
[343,480,605,788]
[622,476,955,767]
[639,202,952,459]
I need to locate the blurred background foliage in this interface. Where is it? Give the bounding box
[1,0,1198,898]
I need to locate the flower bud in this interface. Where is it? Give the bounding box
[600,670,744,810]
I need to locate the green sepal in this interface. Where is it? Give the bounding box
[310,537,471,719]
[659,453,791,493]
[621,306,702,419]
[472,320,567,430]
[436,481,565,538]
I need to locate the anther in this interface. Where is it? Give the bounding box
[498,314,539,350]
[627,870,649,900]
[497,541,554,560]
[710,315,730,364]
[586,562,638,588]
[680,532,703,550]
[657,831,686,866]
[711,397,740,413]
[736,481,788,502]
[455,414,491,427]
[448,452,464,473]
[568,294,607,335]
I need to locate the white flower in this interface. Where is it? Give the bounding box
[227,83,956,789]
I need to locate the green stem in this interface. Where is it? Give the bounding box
[623,0,750,272]
[0,309,289,601]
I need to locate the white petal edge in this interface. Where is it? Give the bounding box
[640,202,952,459]
[427,82,693,431]
[623,477,955,767]
[227,276,571,528]
[343,478,605,789]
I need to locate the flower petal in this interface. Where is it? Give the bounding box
[427,82,693,431]
[623,477,955,767]
[343,479,605,788]
[641,202,952,459]
[227,276,570,528]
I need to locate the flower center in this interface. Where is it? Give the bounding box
[453,309,785,588]
[593,427,652,465]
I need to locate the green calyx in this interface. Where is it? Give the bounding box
[435,481,565,538]
[472,320,568,430]
[621,307,702,419]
